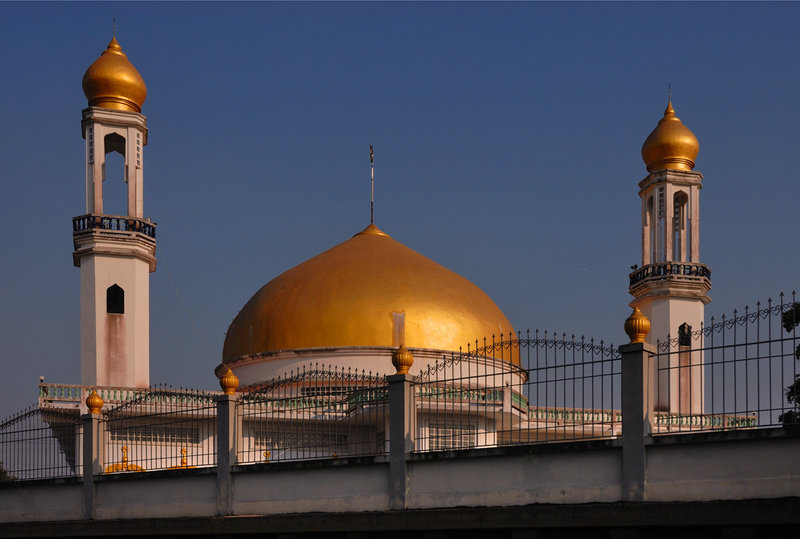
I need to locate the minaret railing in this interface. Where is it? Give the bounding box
[629,261,711,287]
[72,213,157,239]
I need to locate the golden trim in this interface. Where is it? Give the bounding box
[105,446,145,473]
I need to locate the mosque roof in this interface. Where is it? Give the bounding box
[222,223,516,363]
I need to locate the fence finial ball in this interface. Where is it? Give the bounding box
[86,389,104,414]
[392,344,414,375]
[219,368,239,395]
[624,306,651,344]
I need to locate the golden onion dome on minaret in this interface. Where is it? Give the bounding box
[641,101,699,172]
[82,37,147,113]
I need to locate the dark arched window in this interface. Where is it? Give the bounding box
[107,284,124,314]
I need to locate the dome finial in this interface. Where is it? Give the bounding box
[641,95,699,173]
[370,145,375,225]
[82,35,147,113]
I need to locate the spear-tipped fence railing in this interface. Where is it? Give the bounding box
[102,387,218,473]
[414,331,622,452]
[236,364,389,464]
[0,404,82,481]
[652,291,799,433]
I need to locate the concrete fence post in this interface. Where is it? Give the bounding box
[215,394,237,516]
[81,412,103,520]
[388,373,415,510]
[619,342,654,502]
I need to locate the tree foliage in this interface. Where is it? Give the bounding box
[779,303,800,424]
[0,461,16,482]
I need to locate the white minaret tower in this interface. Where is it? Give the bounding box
[629,100,711,413]
[73,37,155,388]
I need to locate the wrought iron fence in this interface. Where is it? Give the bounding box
[236,365,389,464]
[0,404,82,481]
[102,388,217,473]
[415,331,621,452]
[652,291,799,433]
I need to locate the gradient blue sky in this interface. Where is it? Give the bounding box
[0,2,798,415]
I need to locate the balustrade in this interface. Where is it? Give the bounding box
[72,214,156,239]
[629,262,711,287]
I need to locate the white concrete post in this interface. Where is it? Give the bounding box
[620,342,653,502]
[215,394,237,516]
[388,373,415,510]
[81,412,103,520]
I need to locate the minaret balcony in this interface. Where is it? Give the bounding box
[73,214,156,239]
[629,262,711,288]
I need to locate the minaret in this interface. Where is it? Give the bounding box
[73,37,155,388]
[629,100,711,413]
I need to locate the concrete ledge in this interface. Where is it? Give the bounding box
[3,498,799,537]
[231,453,385,473]
[410,437,618,461]
[0,476,81,490]
[648,425,799,445]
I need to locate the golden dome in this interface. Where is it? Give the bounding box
[82,37,147,112]
[641,101,699,172]
[223,223,516,363]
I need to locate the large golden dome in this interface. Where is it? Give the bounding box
[222,224,516,363]
[82,37,147,113]
[641,101,699,172]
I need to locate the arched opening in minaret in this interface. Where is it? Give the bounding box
[646,196,655,264]
[102,133,127,217]
[107,284,125,314]
[672,191,689,262]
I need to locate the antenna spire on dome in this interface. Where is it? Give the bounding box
[665,83,675,116]
[370,144,375,224]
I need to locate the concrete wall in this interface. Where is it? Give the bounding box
[2,431,797,524]
[0,480,83,522]
[94,471,217,519]
[646,431,800,502]
[408,445,622,508]
[233,461,390,514]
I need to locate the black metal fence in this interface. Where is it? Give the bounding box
[102,388,217,472]
[3,293,796,479]
[236,365,389,464]
[0,405,82,481]
[415,331,622,451]
[652,292,799,433]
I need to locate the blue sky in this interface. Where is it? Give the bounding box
[0,2,798,415]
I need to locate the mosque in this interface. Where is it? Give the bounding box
[7,34,798,537]
[75,34,707,388]
[21,35,711,473]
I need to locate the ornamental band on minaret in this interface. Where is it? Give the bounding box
[629,100,711,413]
[73,37,156,389]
